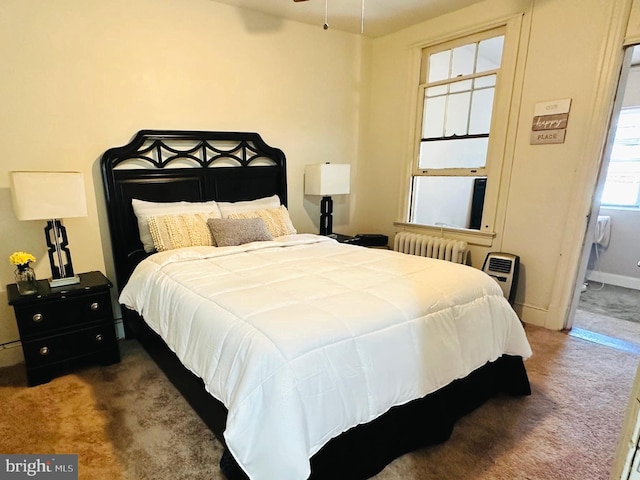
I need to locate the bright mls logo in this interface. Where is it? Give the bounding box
[0,455,78,479]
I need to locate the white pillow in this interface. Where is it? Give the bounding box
[227,206,297,238]
[218,194,281,218]
[131,199,222,252]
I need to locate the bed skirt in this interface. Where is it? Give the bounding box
[124,308,531,480]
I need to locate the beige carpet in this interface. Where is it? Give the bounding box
[0,324,637,480]
[574,307,640,346]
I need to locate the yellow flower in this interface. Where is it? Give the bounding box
[9,251,36,267]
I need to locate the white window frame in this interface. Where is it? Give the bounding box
[396,15,525,246]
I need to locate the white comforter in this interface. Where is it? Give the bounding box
[119,234,532,480]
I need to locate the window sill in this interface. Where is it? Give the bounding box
[393,222,496,247]
[599,205,640,212]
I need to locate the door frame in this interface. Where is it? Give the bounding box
[564,46,635,330]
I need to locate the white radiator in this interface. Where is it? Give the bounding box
[393,232,469,265]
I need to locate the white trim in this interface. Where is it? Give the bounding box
[514,302,548,328]
[586,270,640,290]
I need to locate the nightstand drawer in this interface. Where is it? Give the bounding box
[14,291,112,338]
[22,322,118,367]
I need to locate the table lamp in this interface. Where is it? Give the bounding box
[304,163,350,236]
[10,171,88,287]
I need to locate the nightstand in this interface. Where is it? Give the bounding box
[7,271,120,386]
[328,233,357,244]
[329,233,389,248]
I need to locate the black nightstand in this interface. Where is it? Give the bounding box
[7,271,120,386]
[328,233,357,244]
[329,233,389,248]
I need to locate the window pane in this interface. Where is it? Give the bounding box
[428,50,450,83]
[412,176,486,229]
[601,164,640,206]
[450,79,472,93]
[477,36,504,72]
[474,74,496,88]
[419,137,488,169]
[445,92,471,136]
[469,87,494,134]
[601,107,640,207]
[426,85,447,97]
[422,96,446,138]
[451,43,476,77]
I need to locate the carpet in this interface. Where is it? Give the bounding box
[574,308,640,347]
[0,325,637,480]
[579,283,640,323]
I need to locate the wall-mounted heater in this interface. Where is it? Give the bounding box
[482,252,520,304]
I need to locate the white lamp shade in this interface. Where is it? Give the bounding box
[10,171,88,221]
[304,163,351,196]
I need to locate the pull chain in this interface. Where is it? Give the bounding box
[320,0,365,34]
[323,0,329,30]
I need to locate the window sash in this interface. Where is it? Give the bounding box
[414,33,503,179]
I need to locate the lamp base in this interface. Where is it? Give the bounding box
[49,275,80,288]
[319,195,334,236]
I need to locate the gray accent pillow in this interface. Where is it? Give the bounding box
[207,217,273,247]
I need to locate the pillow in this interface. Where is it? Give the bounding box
[207,218,273,247]
[132,199,222,252]
[147,212,217,252]
[218,195,281,218]
[227,205,297,238]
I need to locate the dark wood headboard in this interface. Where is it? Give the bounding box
[100,130,287,290]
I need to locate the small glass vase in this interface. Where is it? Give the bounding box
[15,264,38,295]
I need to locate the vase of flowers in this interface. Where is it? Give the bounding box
[10,251,38,295]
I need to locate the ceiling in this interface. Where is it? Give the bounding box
[213,0,487,38]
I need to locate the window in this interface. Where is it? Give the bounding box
[408,28,507,231]
[601,107,640,208]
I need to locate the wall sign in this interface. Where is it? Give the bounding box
[530,98,571,145]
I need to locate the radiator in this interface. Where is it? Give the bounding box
[393,232,469,264]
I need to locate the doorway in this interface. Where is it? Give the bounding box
[570,44,640,350]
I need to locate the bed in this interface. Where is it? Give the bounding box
[100,130,532,480]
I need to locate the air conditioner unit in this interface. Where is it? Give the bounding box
[482,252,520,304]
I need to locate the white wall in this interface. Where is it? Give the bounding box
[0,0,367,365]
[356,0,631,329]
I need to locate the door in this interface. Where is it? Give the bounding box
[565,45,636,330]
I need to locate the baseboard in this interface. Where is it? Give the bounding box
[515,302,548,328]
[586,271,640,291]
[115,318,125,340]
[0,343,24,367]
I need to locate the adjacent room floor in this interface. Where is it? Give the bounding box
[571,282,640,353]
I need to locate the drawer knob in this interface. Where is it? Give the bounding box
[95,334,104,342]
[32,313,43,323]
[90,302,100,311]
[39,346,49,356]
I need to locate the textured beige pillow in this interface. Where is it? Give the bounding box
[207,218,273,247]
[147,212,217,252]
[227,206,297,238]
[132,199,222,252]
